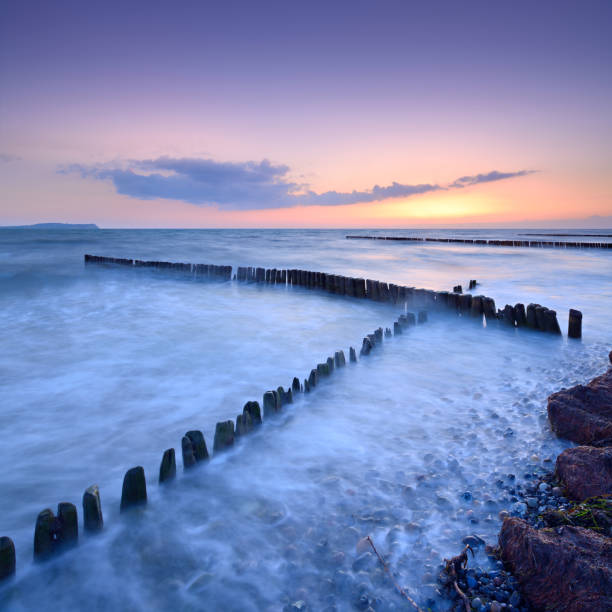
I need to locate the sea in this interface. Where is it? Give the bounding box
[0,228,610,611]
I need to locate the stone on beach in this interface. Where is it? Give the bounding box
[547,368,612,445]
[555,446,612,500]
[499,517,612,612]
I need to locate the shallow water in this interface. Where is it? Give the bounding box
[0,228,610,611]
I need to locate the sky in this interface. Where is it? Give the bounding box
[1,0,611,228]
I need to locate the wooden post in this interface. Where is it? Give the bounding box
[159,448,176,484]
[120,467,147,512]
[83,485,104,532]
[568,309,582,339]
[0,537,15,581]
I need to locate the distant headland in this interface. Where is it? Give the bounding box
[1,223,100,229]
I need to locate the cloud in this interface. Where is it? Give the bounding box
[449,169,536,188]
[65,156,535,210]
[0,153,21,163]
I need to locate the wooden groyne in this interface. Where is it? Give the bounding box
[346,235,612,250]
[0,268,426,580]
[83,254,582,338]
[0,253,588,580]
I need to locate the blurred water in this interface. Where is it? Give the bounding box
[0,228,610,611]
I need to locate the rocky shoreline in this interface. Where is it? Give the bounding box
[440,354,612,612]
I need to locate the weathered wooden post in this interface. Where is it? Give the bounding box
[244,401,262,426]
[482,297,497,321]
[34,501,79,560]
[568,309,582,339]
[526,303,538,328]
[0,537,15,581]
[326,356,335,373]
[543,309,562,335]
[159,448,176,484]
[236,410,252,436]
[535,305,546,330]
[279,385,293,404]
[33,509,56,560]
[58,503,78,549]
[349,347,357,362]
[182,430,209,470]
[360,337,373,356]
[334,350,346,367]
[502,305,516,327]
[514,303,527,327]
[458,294,473,313]
[120,467,147,512]
[263,391,277,418]
[393,321,402,335]
[385,327,392,338]
[308,368,318,388]
[317,362,330,377]
[418,311,428,323]
[213,420,235,452]
[83,485,103,532]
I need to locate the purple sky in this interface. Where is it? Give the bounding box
[1,0,611,227]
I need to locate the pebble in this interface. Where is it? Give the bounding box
[525,497,538,509]
[472,597,483,610]
[510,502,527,517]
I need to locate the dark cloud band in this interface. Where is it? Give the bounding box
[64,157,535,210]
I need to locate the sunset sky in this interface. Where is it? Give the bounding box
[1,0,611,228]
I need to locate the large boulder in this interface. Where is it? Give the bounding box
[499,517,612,612]
[547,369,612,445]
[555,446,612,500]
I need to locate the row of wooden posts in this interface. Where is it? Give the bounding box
[0,291,425,581]
[84,254,582,339]
[346,234,612,250]
[1,252,587,580]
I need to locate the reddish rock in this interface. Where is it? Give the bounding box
[547,369,612,445]
[499,517,612,612]
[555,445,612,500]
